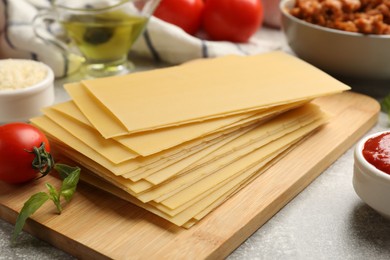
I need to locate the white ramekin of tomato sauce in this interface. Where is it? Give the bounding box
[353,131,390,219]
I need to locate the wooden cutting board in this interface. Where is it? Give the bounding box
[0,91,380,259]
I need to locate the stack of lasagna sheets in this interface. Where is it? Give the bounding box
[31,51,350,228]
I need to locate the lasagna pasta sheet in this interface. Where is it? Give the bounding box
[30,51,349,228]
[78,51,348,134]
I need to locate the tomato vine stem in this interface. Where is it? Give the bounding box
[26,142,54,178]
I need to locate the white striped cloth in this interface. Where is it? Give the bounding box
[0,0,281,78]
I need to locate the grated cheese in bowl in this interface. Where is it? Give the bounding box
[0,59,48,90]
[0,59,54,123]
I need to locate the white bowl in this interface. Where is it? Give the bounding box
[0,60,55,123]
[353,131,390,219]
[280,0,390,80]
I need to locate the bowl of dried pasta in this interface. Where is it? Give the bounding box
[280,0,390,80]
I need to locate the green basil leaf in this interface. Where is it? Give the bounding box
[45,183,62,213]
[11,164,81,243]
[45,183,59,201]
[380,93,390,121]
[60,167,81,202]
[12,192,50,242]
[54,164,80,180]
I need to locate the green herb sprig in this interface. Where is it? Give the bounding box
[381,93,390,122]
[12,164,80,242]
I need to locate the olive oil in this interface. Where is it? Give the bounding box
[62,11,147,63]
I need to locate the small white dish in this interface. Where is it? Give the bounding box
[353,131,390,219]
[0,60,55,123]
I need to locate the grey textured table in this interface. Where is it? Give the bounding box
[1,28,390,260]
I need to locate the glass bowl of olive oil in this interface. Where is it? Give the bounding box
[35,0,161,77]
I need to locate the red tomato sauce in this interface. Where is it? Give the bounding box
[362,132,390,175]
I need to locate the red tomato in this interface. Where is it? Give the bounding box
[202,0,264,42]
[154,0,204,35]
[0,123,53,184]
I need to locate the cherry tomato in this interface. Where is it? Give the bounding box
[154,0,205,35]
[0,123,53,184]
[202,0,264,43]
